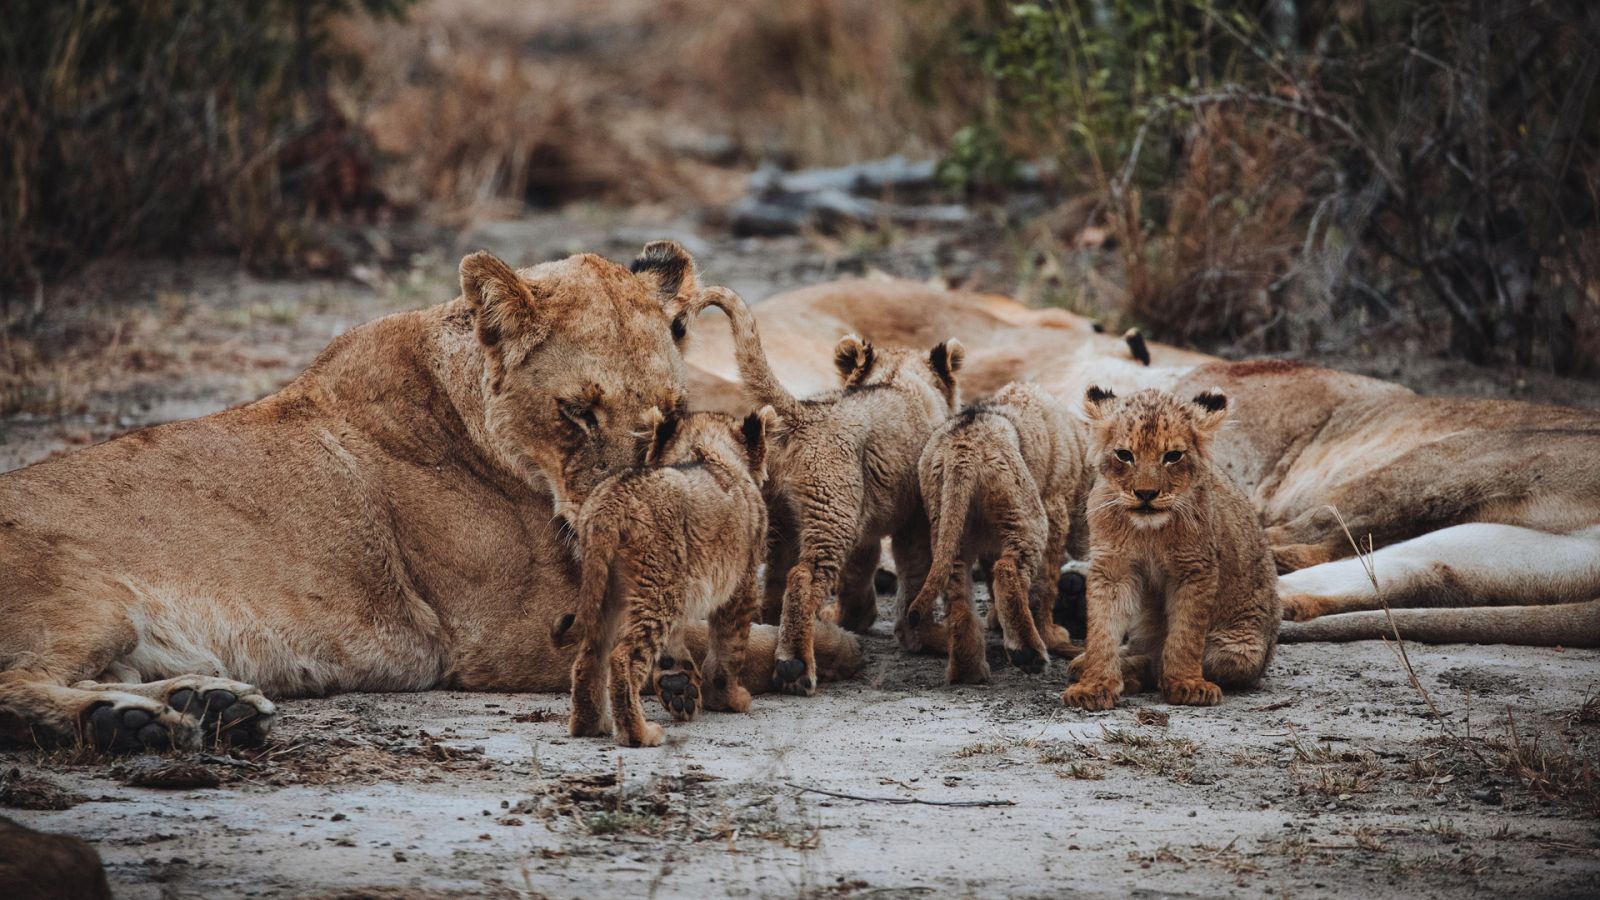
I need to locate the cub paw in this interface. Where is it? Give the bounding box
[772,657,817,697]
[703,672,752,713]
[946,654,991,685]
[654,668,702,722]
[1161,677,1223,706]
[618,721,664,748]
[84,698,201,753]
[1005,644,1049,675]
[1062,678,1121,711]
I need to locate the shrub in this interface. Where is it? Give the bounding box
[0,0,412,316]
[952,0,1600,371]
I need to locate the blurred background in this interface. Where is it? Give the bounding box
[3,0,1598,463]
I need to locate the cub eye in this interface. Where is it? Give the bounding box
[1163,450,1185,465]
[561,402,598,431]
[1114,449,1134,463]
[670,314,688,342]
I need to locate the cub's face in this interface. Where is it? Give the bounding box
[462,243,697,520]
[1083,386,1228,530]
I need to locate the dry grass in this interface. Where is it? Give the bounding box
[332,0,991,220]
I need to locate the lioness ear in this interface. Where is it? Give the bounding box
[461,251,544,352]
[929,338,964,386]
[631,240,698,308]
[834,334,876,388]
[1084,385,1116,420]
[635,407,679,467]
[1191,389,1228,434]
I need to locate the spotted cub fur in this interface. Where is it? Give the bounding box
[1062,387,1279,711]
[552,407,776,747]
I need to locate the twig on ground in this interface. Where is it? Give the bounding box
[785,783,1014,808]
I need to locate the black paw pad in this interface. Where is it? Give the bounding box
[873,568,898,596]
[1055,571,1088,638]
[658,655,676,671]
[87,704,169,752]
[1007,646,1047,674]
[773,658,811,694]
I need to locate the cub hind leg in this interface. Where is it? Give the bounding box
[702,575,760,713]
[608,599,677,748]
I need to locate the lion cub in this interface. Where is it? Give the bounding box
[698,287,962,695]
[551,407,776,747]
[1062,387,1279,711]
[902,382,1093,683]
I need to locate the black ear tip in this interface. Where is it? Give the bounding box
[1086,385,1115,404]
[1193,390,1227,412]
[742,410,764,445]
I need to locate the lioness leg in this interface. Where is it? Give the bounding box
[702,576,759,713]
[653,628,701,723]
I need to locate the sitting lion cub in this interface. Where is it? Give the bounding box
[1062,387,1279,711]
[901,382,1093,683]
[551,407,776,747]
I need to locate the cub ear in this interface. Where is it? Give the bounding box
[739,405,780,476]
[1083,384,1116,420]
[635,407,680,467]
[461,251,545,353]
[834,334,877,388]
[929,338,964,386]
[631,240,698,308]
[1191,389,1228,434]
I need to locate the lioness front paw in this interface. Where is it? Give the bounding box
[164,678,276,747]
[84,697,201,753]
[1161,677,1223,706]
[1062,679,1121,711]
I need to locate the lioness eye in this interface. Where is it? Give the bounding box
[1163,450,1185,465]
[671,314,688,342]
[562,403,598,430]
[1114,449,1134,463]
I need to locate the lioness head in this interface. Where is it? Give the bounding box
[460,242,699,518]
[833,333,965,411]
[1083,385,1228,529]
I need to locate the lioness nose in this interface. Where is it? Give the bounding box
[1134,489,1158,502]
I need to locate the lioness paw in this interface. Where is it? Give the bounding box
[1280,594,1326,622]
[1161,677,1223,706]
[83,696,201,753]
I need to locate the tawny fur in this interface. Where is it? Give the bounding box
[697,286,962,695]
[900,382,1093,684]
[0,244,865,752]
[688,281,1600,649]
[553,409,775,748]
[1062,387,1280,711]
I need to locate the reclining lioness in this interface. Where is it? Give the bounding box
[0,243,862,752]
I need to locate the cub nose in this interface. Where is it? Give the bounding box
[1133,489,1159,503]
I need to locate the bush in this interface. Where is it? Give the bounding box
[952,0,1600,371]
[0,0,412,316]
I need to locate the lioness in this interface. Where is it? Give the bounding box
[0,243,863,752]
[1061,387,1280,710]
[551,407,775,747]
[697,286,962,695]
[901,382,1092,683]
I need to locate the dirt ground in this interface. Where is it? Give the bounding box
[4,212,1599,898]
